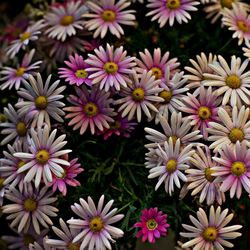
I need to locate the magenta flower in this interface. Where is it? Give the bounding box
[181,86,220,139]
[48,158,84,196]
[58,54,92,86]
[212,141,250,199]
[64,85,116,135]
[134,207,170,243]
[85,43,136,91]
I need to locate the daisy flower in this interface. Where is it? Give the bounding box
[153,68,189,124]
[64,85,116,135]
[44,1,87,41]
[99,115,137,140]
[134,207,170,244]
[184,52,217,95]
[181,86,220,139]
[83,0,136,38]
[85,44,136,92]
[0,104,30,145]
[47,158,84,196]
[58,53,92,86]
[0,49,42,90]
[135,48,180,84]
[0,141,29,191]
[6,20,45,58]
[2,183,58,234]
[212,141,250,198]
[67,195,124,250]
[14,125,72,187]
[222,3,250,46]
[45,218,81,249]
[180,206,242,249]
[203,55,250,107]
[16,73,66,129]
[146,0,200,27]
[147,138,194,195]
[2,226,48,250]
[144,111,203,149]
[115,70,163,122]
[185,146,225,205]
[207,106,250,152]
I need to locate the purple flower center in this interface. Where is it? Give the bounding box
[36,149,50,165]
[202,227,218,242]
[102,10,116,22]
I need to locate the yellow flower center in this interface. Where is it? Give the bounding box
[75,69,88,79]
[60,15,74,26]
[67,242,80,250]
[89,217,104,232]
[104,62,118,74]
[231,161,246,176]
[228,128,244,143]
[150,67,163,80]
[17,161,26,169]
[35,96,48,109]
[23,198,37,212]
[146,219,158,230]
[20,31,31,42]
[169,135,178,145]
[132,87,145,101]
[102,10,116,22]
[35,149,50,165]
[204,168,216,182]
[83,102,99,117]
[16,67,26,77]
[159,90,172,104]
[237,20,249,33]
[225,75,241,89]
[16,121,27,136]
[198,106,212,120]
[166,159,177,173]
[202,227,218,242]
[110,120,121,129]
[220,0,234,8]
[166,0,181,10]
[0,113,7,122]
[0,177,5,189]
[23,234,35,246]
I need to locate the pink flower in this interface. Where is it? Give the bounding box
[58,54,92,86]
[134,207,170,243]
[212,141,250,199]
[48,158,84,196]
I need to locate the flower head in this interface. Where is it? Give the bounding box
[115,70,164,122]
[58,53,92,86]
[147,138,194,195]
[222,3,250,46]
[203,55,250,107]
[212,141,250,198]
[207,106,250,152]
[64,85,116,135]
[48,158,84,196]
[146,0,199,27]
[16,73,66,129]
[134,207,170,243]
[2,183,58,234]
[135,48,180,84]
[44,1,87,41]
[85,44,136,91]
[14,125,72,187]
[67,195,124,250]
[180,206,242,249]
[6,20,45,58]
[181,86,220,139]
[83,0,136,38]
[0,49,42,90]
[185,146,225,205]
